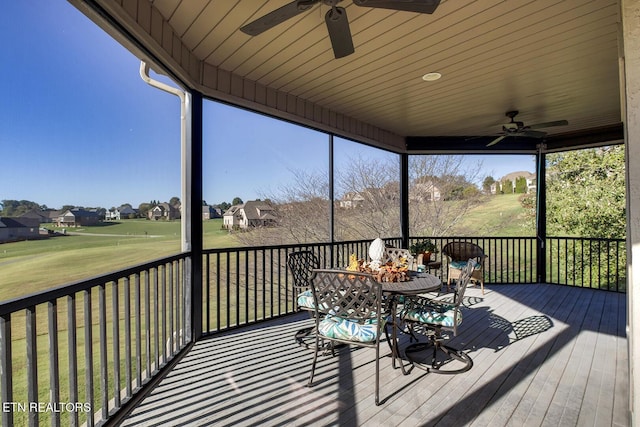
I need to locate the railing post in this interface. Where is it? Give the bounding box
[189,90,203,342]
[329,134,335,266]
[536,146,547,283]
[66,295,79,427]
[400,153,410,250]
[0,314,12,427]
[26,306,38,426]
[83,291,94,427]
[48,300,60,427]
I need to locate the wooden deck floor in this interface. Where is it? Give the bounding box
[121,284,629,427]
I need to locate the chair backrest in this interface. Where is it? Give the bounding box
[309,269,382,324]
[454,259,478,305]
[287,251,320,290]
[445,259,477,336]
[383,247,414,266]
[442,241,485,262]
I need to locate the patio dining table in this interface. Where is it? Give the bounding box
[382,272,442,375]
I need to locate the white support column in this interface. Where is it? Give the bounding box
[622,0,640,423]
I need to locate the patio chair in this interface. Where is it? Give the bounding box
[307,269,387,405]
[287,250,321,346]
[400,259,475,374]
[442,241,486,294]
[383,246,415,270]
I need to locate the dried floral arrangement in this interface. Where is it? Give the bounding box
[346,254,410,282]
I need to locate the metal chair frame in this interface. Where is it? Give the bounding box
[287,250,320,346]
[401,260,476,374]
[307,269,386,405]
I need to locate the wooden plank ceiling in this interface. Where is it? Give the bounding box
[86,0,623,152]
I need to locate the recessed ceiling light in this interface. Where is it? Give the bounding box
[422,72,442,81]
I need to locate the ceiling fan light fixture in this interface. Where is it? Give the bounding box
[422,72,441,81]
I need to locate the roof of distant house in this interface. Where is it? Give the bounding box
[0,217,39,228]
[19,209,50,220]
[64,208,101,217]
[223,201,274,220]
[500,171,536,181]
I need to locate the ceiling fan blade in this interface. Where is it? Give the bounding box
[353,0,441,14]
[528,119,569,130]
[486,135,507,147]
[240,0,319,36]
[325,7,354,58]
[521,130,547,138]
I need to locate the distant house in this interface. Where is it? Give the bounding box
[491,171,537,194]
[339,192,365,208]
[410,178,442,202]
[339,185,400,209]
[20,209,52,223]
[105,205,138,220]
[148,202,181,221]
[223,201,276,229]
[19,209,63,223]
[56,208,102,227]
[45,210,63,223]
[0,217,41,243]
[202,205,222,220]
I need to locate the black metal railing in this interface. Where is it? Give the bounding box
[200,236,627,335]
[200,238,403,334]
[409,236,626,290]
[0,253,190,427]
[546,236,626,292]
[409,236,539,284]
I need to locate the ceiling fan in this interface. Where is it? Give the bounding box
[486,110,569,147]
[240,0,441,59]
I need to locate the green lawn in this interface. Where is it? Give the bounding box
[0,219,236,300]
[458,193,533,236]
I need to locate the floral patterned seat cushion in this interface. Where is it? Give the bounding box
[297,290,314,309]
[401,301,461,328]
[317,314,385,343]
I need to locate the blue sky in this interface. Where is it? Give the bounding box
[1,2,534,210]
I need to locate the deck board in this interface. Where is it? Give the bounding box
[121,284,629,427]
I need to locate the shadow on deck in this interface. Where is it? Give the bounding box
[122,284,629,426]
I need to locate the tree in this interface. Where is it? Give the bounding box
[409,155,484,237]
[237,169,330,246]
[515,177,528,193]
[232,197,244,206]
[0,199,42,216]
[216,201,231,211]
[235,154,485,246]
[170,196,180,206]
[501,179,513,194]
[482,176,495,193]
[543,145,625,289]
[546,145,625,239]
[518,193,536,232]
[334,155,401,239]
[138,202,152,218]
